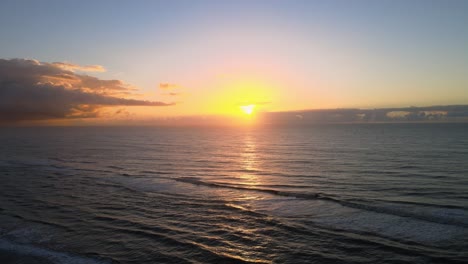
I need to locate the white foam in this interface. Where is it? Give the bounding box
[248,197,468,245]
[306,202,467,245]
[5,227,52,244]
[0,239,110,264]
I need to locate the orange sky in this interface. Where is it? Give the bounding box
[1,1,467,125]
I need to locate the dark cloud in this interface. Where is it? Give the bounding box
[0,58,174,122]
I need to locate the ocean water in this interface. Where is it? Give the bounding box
[0,123,467,263]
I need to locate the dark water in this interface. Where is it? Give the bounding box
[0,124,467,263]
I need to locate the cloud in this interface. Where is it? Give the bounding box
[162,92,180,96]
[260,105,468,125]
[159,83,178,89]
[386,111,411,119]
[0,58,174,122]
[52,62,106,72]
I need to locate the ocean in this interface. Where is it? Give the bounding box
[0,123,467,263]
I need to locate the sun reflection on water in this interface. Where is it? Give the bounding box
[239,132,261,186]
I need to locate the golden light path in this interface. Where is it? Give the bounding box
[240,132,259,185]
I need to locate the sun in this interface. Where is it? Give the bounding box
[240,104,255,115]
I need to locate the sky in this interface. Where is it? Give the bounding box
[0,0,467,124]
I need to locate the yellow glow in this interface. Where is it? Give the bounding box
[240,104,255,115]
[195,74,278,116]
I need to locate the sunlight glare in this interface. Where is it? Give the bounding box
[240,104,255,115]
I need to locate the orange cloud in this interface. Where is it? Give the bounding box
[159,83,178,89]
[161,92,181,96]
[52,62,106,72]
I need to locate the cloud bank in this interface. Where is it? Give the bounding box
[0,59,173,122]
[260,105,468,125]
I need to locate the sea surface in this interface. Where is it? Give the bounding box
[0,123,467,263]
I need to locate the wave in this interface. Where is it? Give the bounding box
[56,171,468,231]
[173,177,468,228]
[370,198,466,210]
